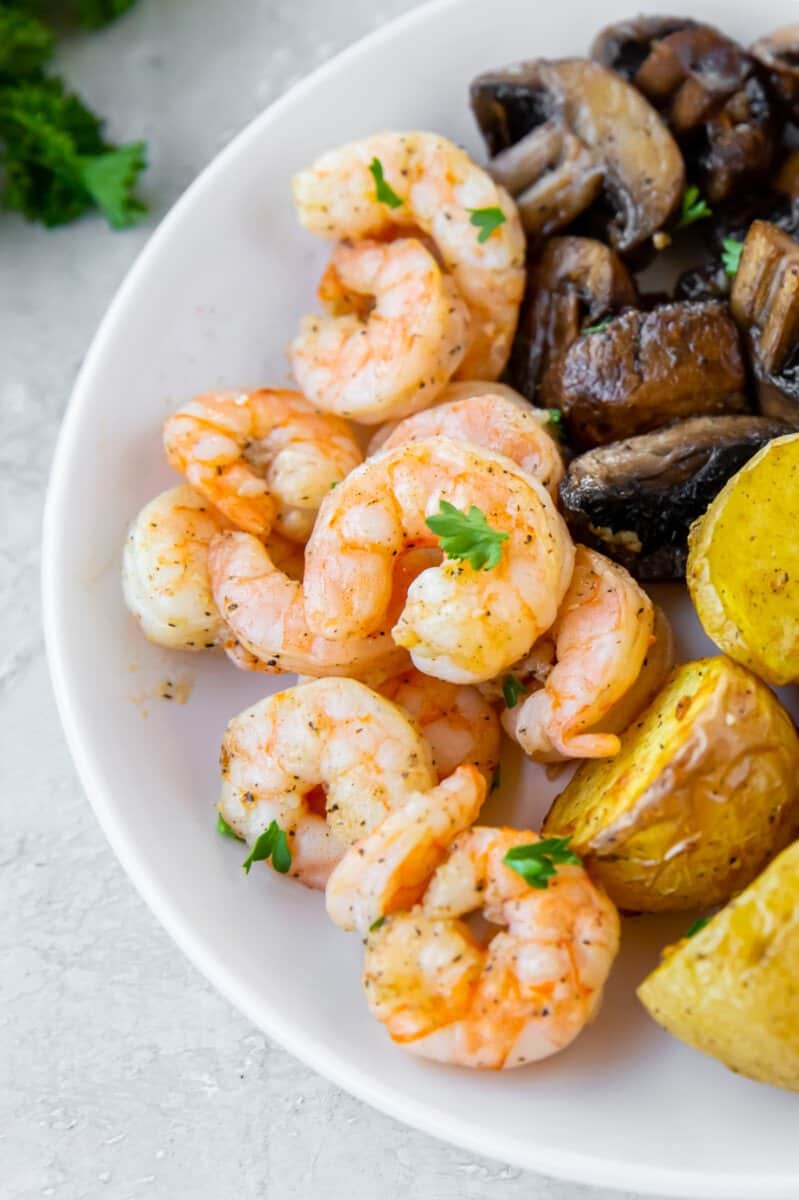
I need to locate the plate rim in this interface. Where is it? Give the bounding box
[41,0,799,1193]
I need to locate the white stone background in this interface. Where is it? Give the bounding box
[0,2,679,1196]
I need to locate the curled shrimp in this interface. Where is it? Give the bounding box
[163,388,362,540]
[377,668,500,780]
[504,546,654,760]
[326,764,486,934]
[362,826,620,1069]
[293,132,526,379]
[219,677,437,889]
[208,532,438,682]
[302,437,575,683]
[290,238,470,424]
[371,389,564,497]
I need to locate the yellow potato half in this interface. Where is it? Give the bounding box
[687,432,799,685]
[638,840,799,1091]
[543,657,799,912]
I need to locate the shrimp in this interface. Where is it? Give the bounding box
[302,437,575,684]
[218,677,436,889]
[377,668,500,780]
[503,546,654,761]
[362,826,620,1069]
[163,388,362,541]
[371,390,564,497]
[326,764,486,934]
[208,532,438,682]
[290,238,470,424]
[293,132,526,379]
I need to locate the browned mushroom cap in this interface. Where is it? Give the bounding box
[470,58,684,252]
[592,18,779,204]
[506,236,638,402]
[544,300,748,448]
[752,26,799,120]
[730,219,799,423]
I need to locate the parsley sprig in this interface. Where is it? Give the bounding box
[503,837,582,889]
[216,812,244,841]
[426,499,509,571]
[0,1,147,228]
[721,237,744,277]
[675,184,712,230]
[468,205,506,243]
[242,820,292,875]
[369,156,403,209]
[502,675,527,709]
[685,916,711,938]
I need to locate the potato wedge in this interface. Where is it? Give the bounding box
[687,433,799,685]
[638,841,799,1091]
[542,657,799,912]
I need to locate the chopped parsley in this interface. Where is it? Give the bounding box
[685,916,711,938]
[503,837,582,890]
[468,205,506,243]
[368,156,403,209]
[675,184,712,230]
[242,820,292,875]
[216,812,244,841]
[502,675,527,709]
[426,499,509,571]
[721,237,744,277]
[581,317,612,336]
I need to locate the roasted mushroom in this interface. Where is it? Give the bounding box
[470,58,684,251]
[593,17,779,203]
[730,219,799,423]
[506,236,638,403]
[752,26,799,120]
[558,414,791,580]
[544,300,748,448]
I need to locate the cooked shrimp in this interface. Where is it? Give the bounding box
[122,484,230,650]
[362,826,620,1068]
[504,546,654,761]
[219,677,437,889]
[163,388,362,540]
[377,668,500,780]
[302,437,575,683]
[371,390,563,496]
[290,238,469,424]
[326,764,486,934]
[208,532,439,681]
[293,132,525,379]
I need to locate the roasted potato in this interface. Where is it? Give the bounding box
[688,433,799,685]
[542,657,799,912]
[638,840,799,1091]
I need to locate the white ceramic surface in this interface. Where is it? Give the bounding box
[43,0,799,1194]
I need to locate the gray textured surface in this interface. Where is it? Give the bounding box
[2,3,667,1197]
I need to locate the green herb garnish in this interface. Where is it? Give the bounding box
[369,916,386,932]
[721,237,744,277]
[675,184,712,230]
[468,205,506,243]
[369,156,403,209]
[685,916,711,938]
[216,812,244,841]
[581,317,612,336]
[502,675,527,709]
[503,837,582,890]
[426,499,509,571]
[242,820,292,875]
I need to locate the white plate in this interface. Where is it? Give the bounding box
[43,0,799,1194]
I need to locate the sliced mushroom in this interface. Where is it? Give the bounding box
[592,18,779,203]
[730,218,799,422]
[559,415,791,580]
[752,26,799,120]
[470,58,684,251]
[506,236,638,403]
[674,260,730,303]
[545,300,748,448]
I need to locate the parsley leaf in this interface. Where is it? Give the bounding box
[79,140,147,227]
[502,675,527,709]
[0,7,54,79]
[685,916,711,938]
[721,237,744,277]
[426,499,509,571]
[216,812,244,841]
[242,820,292,875]
[369,916,386,932]
[545,407,564,441]
[581,316,612,336]
[675,184,712,229]
[369,156,403,209]
[468,205,506,243]
[503,837,582,889]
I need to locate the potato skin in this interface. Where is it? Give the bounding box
[638,841,799,1091]
[543,657,799,912]
[688,432,799,685]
